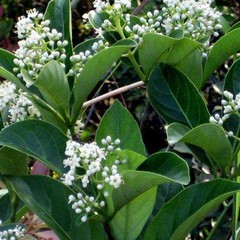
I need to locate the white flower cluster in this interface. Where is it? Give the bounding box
[0,220,25,240]
[13,9,68,86]
[124,10,162,43]
[93,0,131,14]
[210,91,240,137]
[68,40,109,78]
[0,81,40,126]
[63,136,125,222]
[161,0,222,43]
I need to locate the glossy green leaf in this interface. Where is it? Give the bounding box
[107,150,146,172]
[0,147,28,176]
[96,100,146,155]
[166,123,190,145]
[139,33,180,77]
[166,38,201,66]
[224,58,240,94]
[0,193,26,223]
[0,120,68,174]
[144,179,240,240]
[9,175,107,240]
[148,64,210,128]
[139,152,189,183]
[74,38,101,54]
[152,183,183,216]
[71,45,132,122]
[203,29,240,84]
[176,50,203,89]
[35,61,70,116]
[0,49,16,74]
[28,94,68,133]
[112,159,189,215]
[0,50,27,90]
[44,0,73,71]
[180,123,233,168]
[110,187,157,240]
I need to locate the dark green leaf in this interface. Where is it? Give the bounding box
[139,33,180,77]
[9,175,107,240]
[71,45,132,122]
[35,61,70,117]
[110,187,157,240]
[139,152,189,184]
[166,38,201,66]
[203,29,240,84]
[148,64,210,128]
[176,50,203,89]
[144,179,240,240]
[96,100,146,155]
[224,58,240,95]
[0,50,27,90]
[44,0,73,71]
[166,123,190,145]
[112,161,189,215]
[180,123,233,168]
[0,147,28,176]
[0,120,68,174]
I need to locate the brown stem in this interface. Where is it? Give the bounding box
[82,81,145,108]
[132,0,150,15]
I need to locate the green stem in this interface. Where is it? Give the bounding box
[4,178,19,222]
[127,51,146,82]
[114,17,146,82]
[206,200,233,240]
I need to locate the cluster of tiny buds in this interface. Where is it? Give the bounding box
[101,135,121,151]
[124,10,162,43]
[210,91,240,137]
[0,220,25,240]
[13,8,68,85]
[0,81,40,126]
[161,0,222,50]
[68,193,105,222]
[92,0,131,15]
[68,40,109,78]
[63,136,126,223]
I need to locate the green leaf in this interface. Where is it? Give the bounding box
[44,0,73,71]
[35,61,70,117]
[203,29,240,84]
[9,175,107,240]
[148,64,210,128]
[73,38,101,54]
[96,100,146,156]
[166,38,201,66]
[28,94,68,133]
[112,159,189,215]
[71,45,132,122]
[0,193,26,223]
[107,150,146,172]
[0,120,68,174]
[110,187,157,240]
[144,179,240,240]
[176,50,203,89]
[0,147,28,176]
[139,34,200,79]
[180,123,233,168]
[0,50,27,90]
[138,152,190,184]
[139,33,180,77]
[166,123,190,145]
[224,58,240,95]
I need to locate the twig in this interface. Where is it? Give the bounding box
[82,81,145,108]
[132,0,150,15]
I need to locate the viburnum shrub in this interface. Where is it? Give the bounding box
[0,0,240,239]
